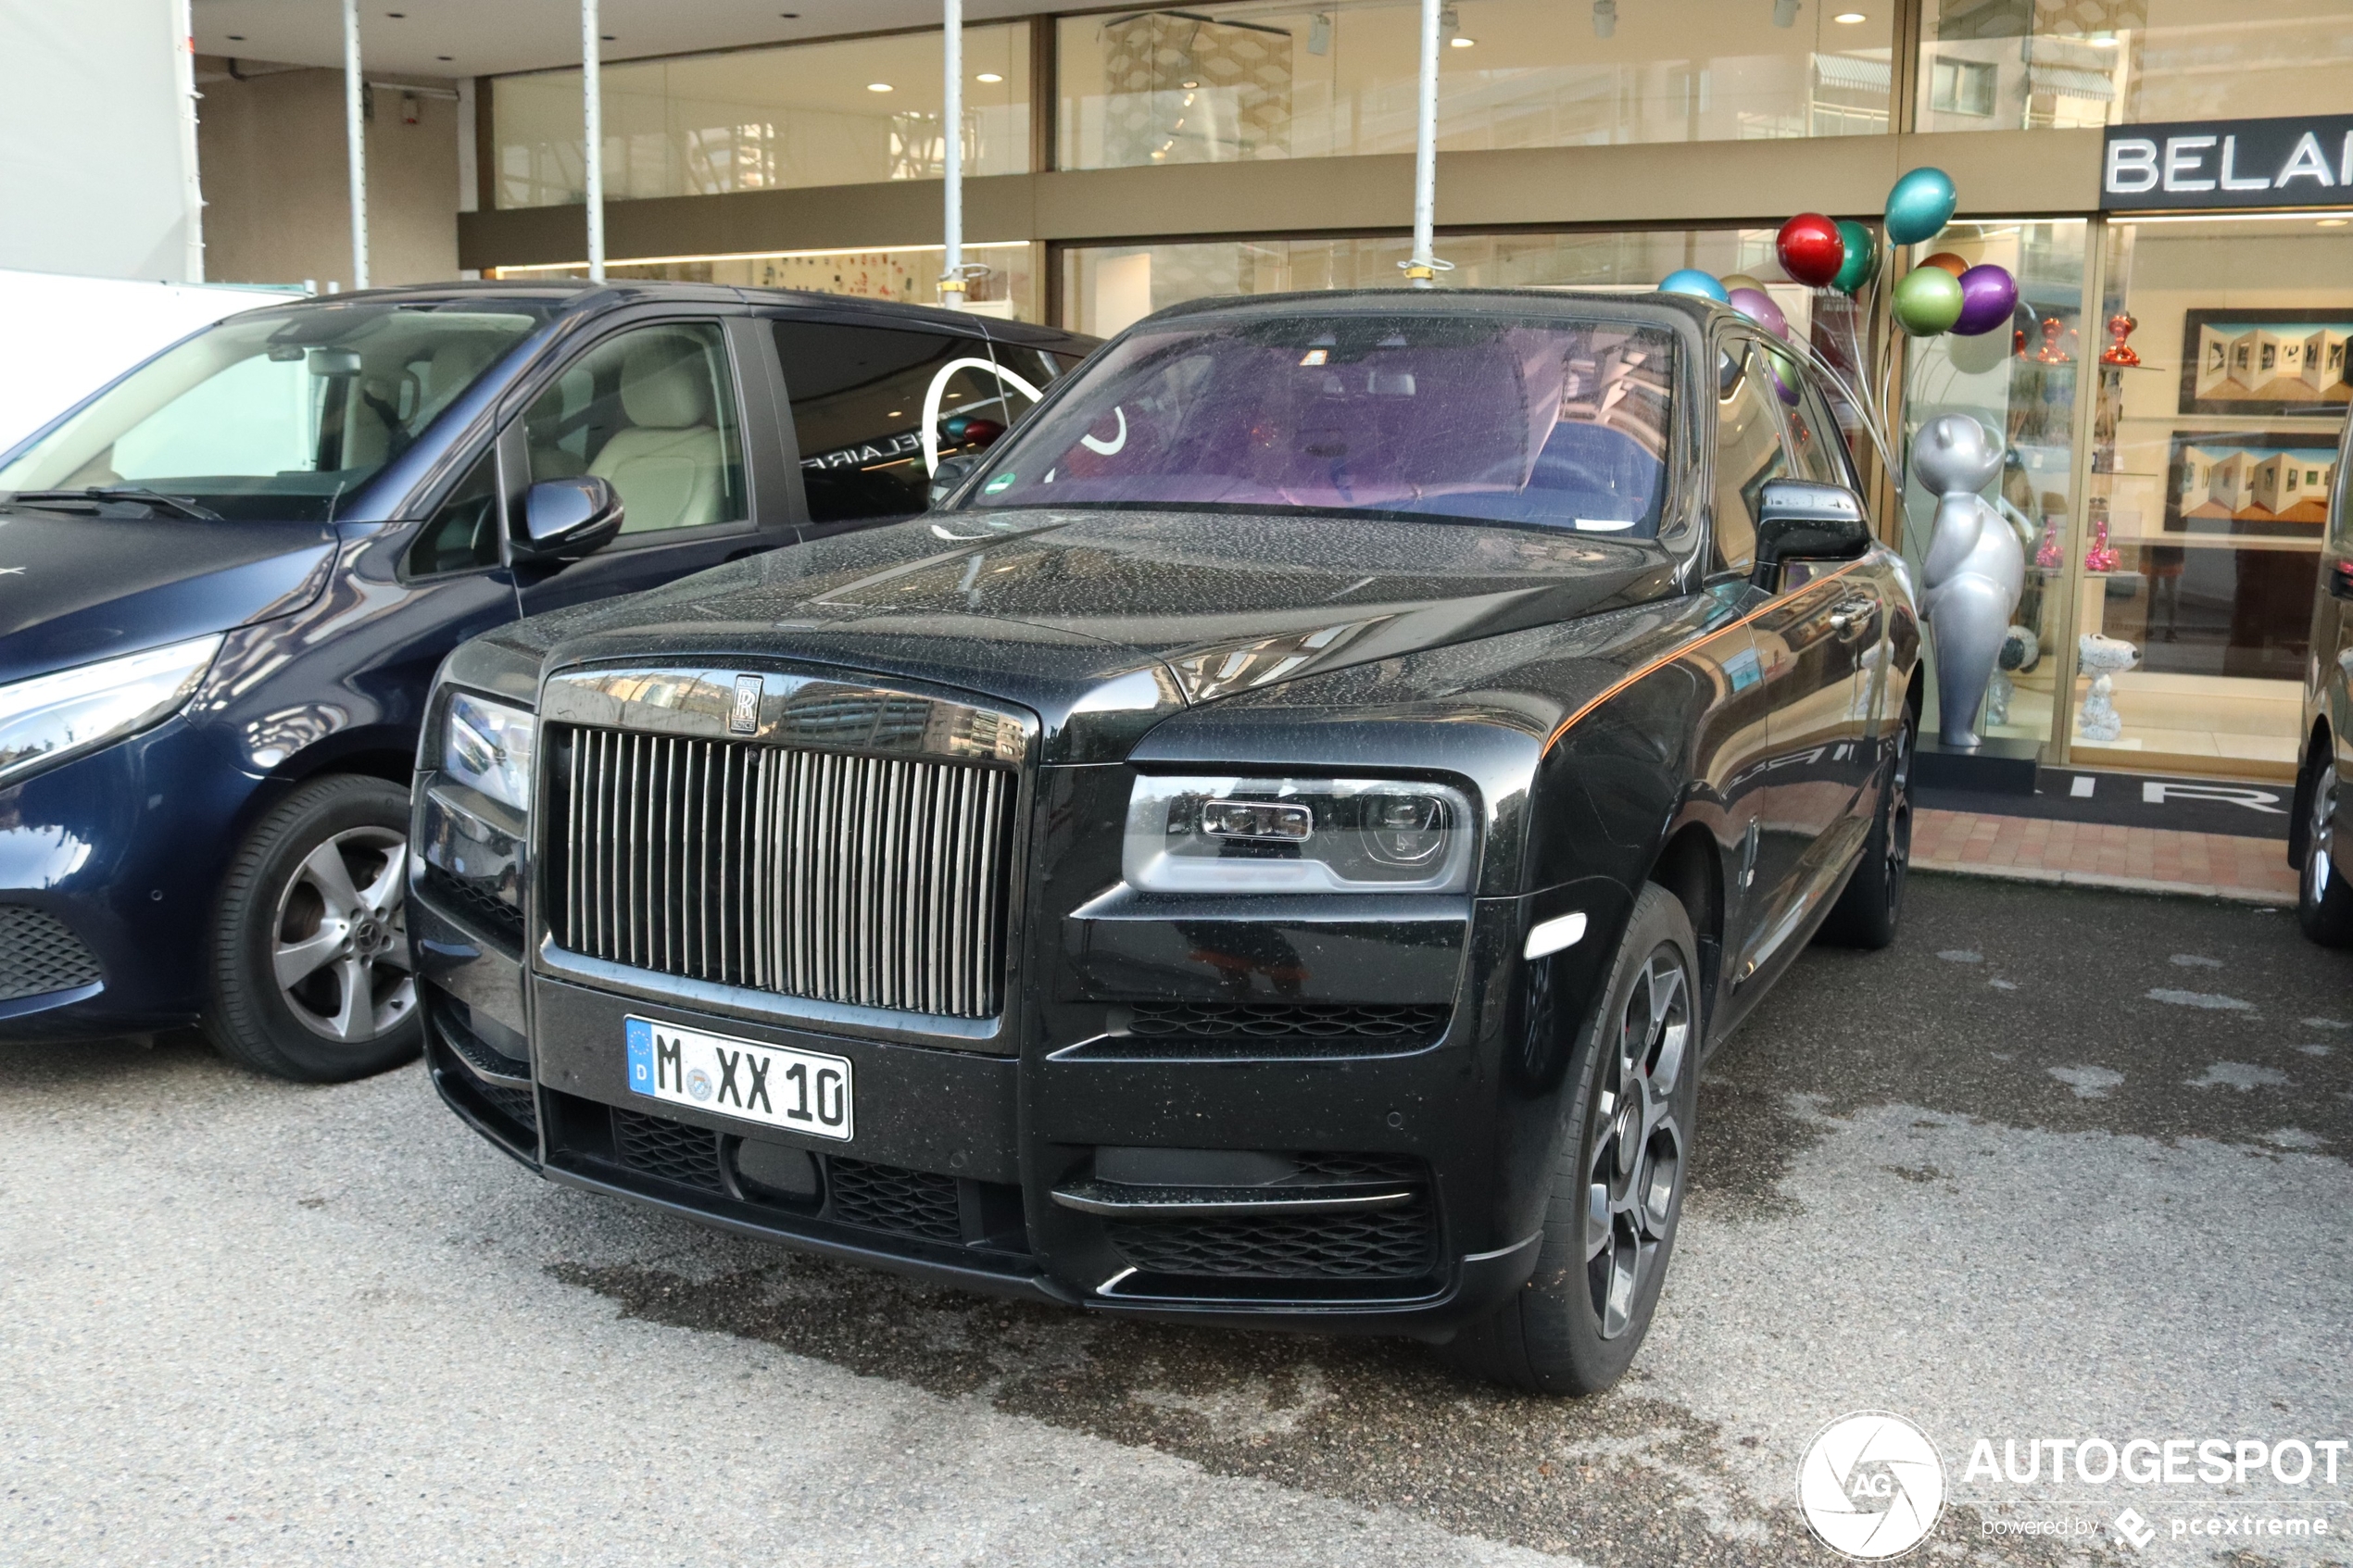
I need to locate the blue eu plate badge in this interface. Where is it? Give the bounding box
[625,1018,656,1094]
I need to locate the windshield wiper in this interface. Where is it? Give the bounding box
[7,486,223,521]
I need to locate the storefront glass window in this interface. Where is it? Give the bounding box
[493,26,1030,209]
[1897,220,2092,756]
[1056,0,1892,171]
[1915,0,2353,133]
[2069,215,2353,777]
[487,242,1043,321]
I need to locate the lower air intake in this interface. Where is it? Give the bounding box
[1110,1201,1439,1282]
[0,905,103,1002]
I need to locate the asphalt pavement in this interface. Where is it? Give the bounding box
[4,872,2350,1567]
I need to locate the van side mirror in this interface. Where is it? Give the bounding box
[511,476,623,562]
[928,454,980,508]
[1753,479,1871,588]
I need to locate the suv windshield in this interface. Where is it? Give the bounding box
[963,311,1676,534]
[0,299,554,522]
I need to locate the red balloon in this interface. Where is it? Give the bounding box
[1776,213,1845,289]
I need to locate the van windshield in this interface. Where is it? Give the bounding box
[0,300,551,522]
[962,311,1677,535]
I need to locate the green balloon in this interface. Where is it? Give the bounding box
[1831,220,1879,295]
[1893,265,1964,336]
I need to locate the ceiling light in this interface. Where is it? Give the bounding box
[1450,34,1475,46]
[385,9,404,16]
[867,82,893,92]
[2321,218,2350,228]
[436,54,453,61]
[1180,79,1199,88]
[975,71,1002,82]
[2088,32,2120,46]
[1592,0,1617,39]
[226,32,244,41]
[600,33,614,42]
[1833,10,1866,20]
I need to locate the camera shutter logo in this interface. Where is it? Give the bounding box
[730,675,761,735]
[1797,1411,1946,1559]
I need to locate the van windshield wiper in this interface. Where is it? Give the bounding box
[6,486,223,521]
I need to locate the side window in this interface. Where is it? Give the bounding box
[2330,429,2352,550]
[405,446,500,577]
[1711,342,1789,578]
[1780,374,1849,488]
[523,322,746,536]
[772,320,1026,525]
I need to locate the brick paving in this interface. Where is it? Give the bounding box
[1913,807,2300,906]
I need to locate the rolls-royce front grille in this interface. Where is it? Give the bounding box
[548,726,1014,1019]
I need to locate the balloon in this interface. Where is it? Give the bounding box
[1831,220,1879,295]
[1952,263,2019,336]
[1884,166,1958,245]
[1919,251,1969,277]
[1775,213,1844,288]
[1720,272,1768,296]
[1892,265,1965,336]
[1725,287,1789,340]
[1762,343,1803,406]
[1657,268,1729,302]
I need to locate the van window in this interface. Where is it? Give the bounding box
[524,322,746,535]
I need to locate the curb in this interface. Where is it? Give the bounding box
[1913,859,2295,908]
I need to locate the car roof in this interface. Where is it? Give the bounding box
[258,279,1098,350]
[1145,286,1727,335]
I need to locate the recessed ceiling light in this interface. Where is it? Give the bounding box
[226,32,244,40]
[1833,10,1867,20]
[1180,79,1199,88]
[385,9,404,16]
[2320,218,2350,227]
[867,82,893,92]
[600,33,614,41]
[2088,32,2120,46]
[975,71,1002,82]
[436,54,453,61]
[1450,34,1475,45]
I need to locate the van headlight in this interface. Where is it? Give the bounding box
[1124,775,1475,894]
[0,633,222,785]
[442,692,536,814]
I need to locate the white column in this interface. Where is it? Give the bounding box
[170,0,204,282]
[1404,0,1441,288]
[582,0,605,281]
[938,0,964,307]
[343,0,368,290]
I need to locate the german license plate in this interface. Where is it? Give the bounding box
[623,1017,854,1142]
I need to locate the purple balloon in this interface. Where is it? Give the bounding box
[1953,264,2019,337]
[1725,286,1789,340]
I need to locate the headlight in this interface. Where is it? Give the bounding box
[442,692,535,814]
[1124,775,1475,894]
[0,633,222,785]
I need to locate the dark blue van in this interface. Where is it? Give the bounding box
[0,281,1091,1080]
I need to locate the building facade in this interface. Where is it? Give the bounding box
[436,0,2353,783]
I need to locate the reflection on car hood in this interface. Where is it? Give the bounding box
[0,507,340,684]
[500,508,1679,726]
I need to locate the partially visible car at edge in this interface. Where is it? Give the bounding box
[0,280,1095,1080]
[2293,407,2353,946]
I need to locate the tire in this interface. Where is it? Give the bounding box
[1817,707,1914,950]
[2296,746,2353,948]
[1442,884,1701,1396]
[205,775,422,1083]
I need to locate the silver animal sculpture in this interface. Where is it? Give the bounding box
[1915,416,2026,748]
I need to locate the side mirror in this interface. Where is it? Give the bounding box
[1753,479,1871,588]
[928,454,980,508]
[511,476,623,563]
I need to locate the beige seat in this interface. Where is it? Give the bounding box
[590,336,727,533]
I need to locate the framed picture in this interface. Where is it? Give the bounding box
[2179,307,2353,417]
[2163,431,2341,535]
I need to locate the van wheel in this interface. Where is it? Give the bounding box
[2297,748,2353,948]
[1441,884,1699,1395]
[205,776,422,1083]
[1818,709,1913,949]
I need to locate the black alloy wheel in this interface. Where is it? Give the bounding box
[1818,706,1914,949]
[1442,884,1701,1395]
[2297,746,2353,947]
[206,775,425,1083]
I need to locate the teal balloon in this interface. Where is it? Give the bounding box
[1892,265,1965,336]
[1658,268,1728,303]
[1831,220,1879,295]
[1885,167,1957,245]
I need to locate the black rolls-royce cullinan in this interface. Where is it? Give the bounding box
[413,289,1920,1393]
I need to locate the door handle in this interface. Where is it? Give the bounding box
[1827,597,1875,639]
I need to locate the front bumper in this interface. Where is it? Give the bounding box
[417,857,1629,1334]
[0,719,256,1040]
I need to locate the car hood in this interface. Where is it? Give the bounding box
[0,507,340,684]
[505,508,1682,759]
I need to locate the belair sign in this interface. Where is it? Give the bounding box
[2103,114,2353,211]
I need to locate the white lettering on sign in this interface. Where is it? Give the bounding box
[2277,131,2336,188]
[2219,135,2271,192]
[2142,781,2287,815]
[2164,134,2218,192]
[2107,137,2159,194]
